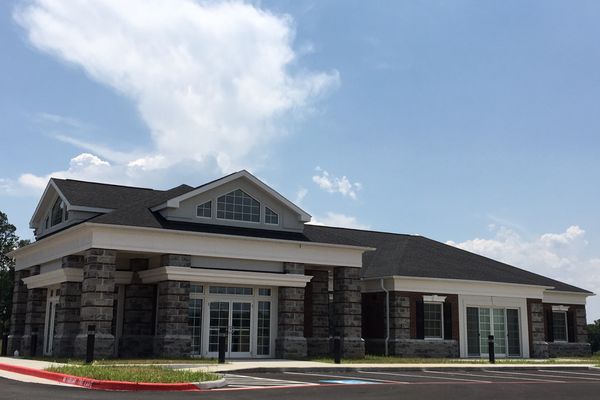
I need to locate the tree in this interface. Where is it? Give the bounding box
[589,320,600,354]
[0,211,20,336]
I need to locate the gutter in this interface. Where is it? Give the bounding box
[380,278,390,356]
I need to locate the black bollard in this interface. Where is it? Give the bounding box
[488,335,495,364]
[85,325,96,364]
[1,334,8,356]
[30,328,38,357]
[333,336,341,364]
[218,328,226,364]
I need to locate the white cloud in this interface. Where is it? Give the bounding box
[312,167,362,199]
[448,225,600,322]
[8,0,339,190]
[295,187,308,205]
[308,212,370,230]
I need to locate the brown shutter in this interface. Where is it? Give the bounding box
[443,302,452,340]
[567,310,576,343]
[415,300,425,339]
[545,309,554,342]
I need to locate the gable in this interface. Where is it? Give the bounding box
[157,172,308,232]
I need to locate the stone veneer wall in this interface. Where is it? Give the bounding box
[305,269,330,357]
[153,280,191,357]
[6,269,31,355]
[74,249,117,358]
[532,302,591,358]
[22,266,47,357]
[332,266,365,358]
[120,258,155,357]
[276,262,307,358]
[53,281,82,357]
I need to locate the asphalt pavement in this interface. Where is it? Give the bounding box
[3,368,600,399]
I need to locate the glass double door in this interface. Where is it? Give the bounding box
[207,301,252,358]
[467,307,521,358]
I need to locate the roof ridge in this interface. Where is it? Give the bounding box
[53,177,158,191]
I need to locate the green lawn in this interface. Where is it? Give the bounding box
[310,354,600,364]
[29,357,218,365]
[46,365,220,383]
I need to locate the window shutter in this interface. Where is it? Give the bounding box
[567,310,576,343]
[545,309,554,342]
[415,299,425,339]
[443,302,452,340]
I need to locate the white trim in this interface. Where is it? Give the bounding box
[423,295,447,303]
[552,305,570,312]
[22,268,133,288]
[138,266,313,288]
[67,205,114,213]
[363,276,552,299]
[22,268,82,288]
[150,170,312,222]
[543,291,588,305]
[29,179,70,228]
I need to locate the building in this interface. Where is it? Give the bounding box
[6,170,593,359]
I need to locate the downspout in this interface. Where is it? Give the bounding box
[380,278,390,356]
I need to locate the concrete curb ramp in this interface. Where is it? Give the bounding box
[0,362,226,391]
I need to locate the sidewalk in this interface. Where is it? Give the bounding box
[0,357,73,386]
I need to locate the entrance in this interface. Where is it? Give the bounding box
[207,301,252,358]
[467,307,521,357]
[43,286,59,356]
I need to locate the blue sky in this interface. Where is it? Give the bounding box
[1,0,599,320]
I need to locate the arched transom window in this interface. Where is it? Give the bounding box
[216,189,260,222]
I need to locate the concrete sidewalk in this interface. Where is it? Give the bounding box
[0,357,72,386]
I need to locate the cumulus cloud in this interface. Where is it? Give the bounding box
[308,212,370,229]
[448,225,600,322]
[312,167,362,199]
[7,0,339,192]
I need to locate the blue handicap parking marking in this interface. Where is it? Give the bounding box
[319,379,380,385]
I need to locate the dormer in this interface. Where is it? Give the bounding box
[151,170,311,232]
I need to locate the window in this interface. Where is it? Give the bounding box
[44,216,49,229]
[553,311,568,342]
[209,286,253,295]
[264,207,279,225]
[423,302,443,339]
[258,288,271,296]
[257,301,271,355]
[216,189,260,223]
[50,198,66,227]
[196,201,212,218]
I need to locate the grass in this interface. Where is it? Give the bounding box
[310,354,600,364]
[29,357,218,365]
[46,365,220,383]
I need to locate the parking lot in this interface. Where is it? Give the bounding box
[214,368,600,390]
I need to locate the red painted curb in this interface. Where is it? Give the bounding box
[0,362,202,391]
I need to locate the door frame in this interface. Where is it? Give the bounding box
[205,300,253,358]
[459,295,529,358]
[43,285,60,356]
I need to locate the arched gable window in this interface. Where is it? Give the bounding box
[216,189,260,222]
[50,197,66,227]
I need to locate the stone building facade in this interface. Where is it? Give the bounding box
[6,170,593,360]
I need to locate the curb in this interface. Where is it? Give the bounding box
[0,363,224,391]
[212,365,597,374]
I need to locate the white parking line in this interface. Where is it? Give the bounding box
[360,370,491,383]
[422,370,559,383]
[536,370,600,380]
[284,371,404,384]
[483,370,566,382]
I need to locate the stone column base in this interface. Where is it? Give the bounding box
[154,335,191,358]
[20,334,44,357]
[120,335,155,358]
[53,335,77,358]
[74,333,115,359]
[6,335,22,356]
[276,337,307,359]
[340,337,365,358]
[307,337,330,357]
[389,339,458,358]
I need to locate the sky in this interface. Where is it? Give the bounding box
[1,0,599,321]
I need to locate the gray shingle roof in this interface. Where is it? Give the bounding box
[48,178,591,295]
[303,225,592,294]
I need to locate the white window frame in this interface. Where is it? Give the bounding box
[215,189,261,225]
[552,310,569,342]
[423,301,444,340]
[195,201,213,219]
[264,206,279,226]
